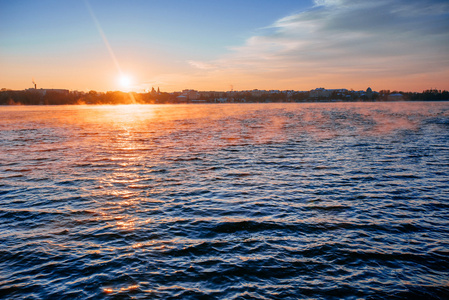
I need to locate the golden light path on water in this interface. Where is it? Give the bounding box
[35,103,439,236]
[0,103,449,298]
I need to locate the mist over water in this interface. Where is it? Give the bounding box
[1,102,449,299]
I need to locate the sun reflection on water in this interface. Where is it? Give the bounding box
[103,284,139,294]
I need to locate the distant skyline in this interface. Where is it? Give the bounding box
[1,0,448,93]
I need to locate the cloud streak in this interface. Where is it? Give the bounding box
[189,0,449,91]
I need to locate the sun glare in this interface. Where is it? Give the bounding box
[119,74,132,90]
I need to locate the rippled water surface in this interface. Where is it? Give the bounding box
[1,102,449,299]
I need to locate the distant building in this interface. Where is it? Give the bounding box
[150,87,158,96]
[182,89,200,100]
[388,93,404,101]
[309,88,346,98]
[199,91,213,98]
[175,95,188,103]
[366,87,373,99]
[248,89,265,97]
[25,88,69,96]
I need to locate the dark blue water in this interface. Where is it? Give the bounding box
[1,103,449,299]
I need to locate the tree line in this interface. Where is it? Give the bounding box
[0,88,448,105]
[0,90,171,105]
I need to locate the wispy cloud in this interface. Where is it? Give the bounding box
[187,60,217,70]
[188,0,449,91]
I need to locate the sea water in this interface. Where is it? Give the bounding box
[1,102,448,299]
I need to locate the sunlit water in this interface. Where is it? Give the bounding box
[1,103,449,299]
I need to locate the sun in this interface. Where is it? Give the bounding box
[118,74,132,90]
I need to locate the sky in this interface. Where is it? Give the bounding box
[1,0,448,92]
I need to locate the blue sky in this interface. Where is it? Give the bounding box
[1,0,448,92]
